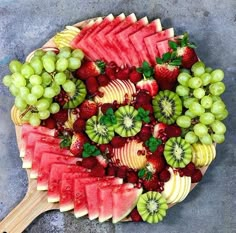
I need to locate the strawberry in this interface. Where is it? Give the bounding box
[106,166,117,176]
[165,124,182,138]
[86,77,99,95]
[105,66,116,80]
[159,169,171,182]
[97,74,110,86]
[111,136,126,148]
[116,166,127,179]
[129,70,142,84]
[116,67,130,80]
[90,164,105,177]
[70,133,89,157]
[146,154,165,174]
[138,125,152,142]
[152,144,164,156]
[73,118,86,133]
[191,169,202,183]
[79,100,98,120]
[153,122,167,139]
[52,109,68,123]
[99,144,113,155]
[43,117,56,129]
[75,60,105,80]
[96,155,108,168]
[130,208,142,222]
[143,174,159,191]
[81,157,98,169]
[101,103,116,115]
[135,91,152,105]
[126,171,139,183]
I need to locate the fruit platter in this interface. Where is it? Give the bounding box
[1,12,228,230]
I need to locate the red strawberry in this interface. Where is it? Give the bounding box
[43,117,56,129]
[153,122,167,139]
[136,79,158,97]
[191,169,202,183]
[99,144,113,155]
[135,91,152,105]
[75,60,105,80]
[86,77,99,95]
[159,169,171,182]
[70,133,88,157]
[129,70,142,84]
[96,155,108,168]
[116,67,130,80]
[101,103,116,114]
[106,166,117,176]
[146,154,165,173]
[97,74,110,86]
[130,208,142,222]
[52,109,68,123]
[105,66,116,80]
[126,171,138,183]
[152,144,164,156]
[116,166,127,179]
[138,125,152,142]
[165,124,182,138]
[79,100,98,120]
[81,157,98,169]
[143,174,159,191]
[73,118,86,133]
[111,136,126,148]
[90,164,105,177]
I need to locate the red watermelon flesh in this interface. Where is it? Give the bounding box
[129,19,162,65]
[85,178,123,220]
[60,172,91,212]
[98,183,134,223]
[22,132,62,168]
[115,17,149,66]
[74,177,114,218]
[156,36,180,57]
[94,13,126,61]
[48,164,87,203]
[84,14,114,61]
[37,153,79,191]
[30,141,72,179]
[104,13,137,66]
[144,28,175,65]
[112,187,143,223]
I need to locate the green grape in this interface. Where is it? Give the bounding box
[189,102,205,116]
[12,72,26,87]
[9,60,22,73]
[36,98,51,111]
[68,57,81,70]
[29,75,42,85]
[180,68,191,74]
[210,100,226,115]
[191,61,205,74]
[210,69,224,83]
[176,115,191,128]
[29,113,41,126]
[42,56,55,73]
[199,112,215,125]
[43,87,56,98]
[205,67,213,73]
[215,109,229,121]
[62,80,76,93]
[211,134,225,143]
[21,110,32,122]
[72,49,84,60]
[26,93,38,105]
[2,75,12,87]
[58,47,71,58]
[199,133,213,145]
[183,97,198,108]
[31,85,44,98]
[54,72,67,85]
[200,96,213,109]
[193,88,205,99]
[30,57,43,75]
[200,73,211,86]
[9,85,19,96]
[185,131,198,144]
[34,50,45,57]
[38,110,50,120]
[188,77,202,89]
[56,57,69,72]
[42,72,52,86]
[27,83,33,90]
[193,123,208,137]
[210,120,226,134]
[15,96,27,110]
[212,95,222,102]
[21,63,34,79]
[209,82,225,96]
[185,110,197,119]
[177,72,191,86]
[176,85,190,97]
[19,87,30,99]
[51,82,61,95]
[49,102,60,114]
[46,51,57,57]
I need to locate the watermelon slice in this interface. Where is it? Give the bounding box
[74,177,114,218]
[98,183,134,223]
[37,153,79,190]
[85,178,123,220]
[112,187,143,223]
[60,172,91,212]
[144,28,175,65]
[30,141,72,179]
[48,164,87,203]
[22,133,63,168]
[156,37,178,57]
[129,19,162,65]
[115,16,149,66]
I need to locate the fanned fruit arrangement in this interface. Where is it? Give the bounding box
[3,13,228,224]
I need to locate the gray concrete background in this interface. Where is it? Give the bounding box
[0,0,235,232]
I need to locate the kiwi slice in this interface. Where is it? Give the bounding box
[137,191,168,224]
[164,137,192,168]
[63,79,87,109]
[85,115,114,144]
[114,105,142,137]
[152,90,182,124]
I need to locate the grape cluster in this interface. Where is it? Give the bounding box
[175,61,228,145]
[3,47,84,126]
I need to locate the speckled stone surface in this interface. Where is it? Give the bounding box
[0,0,235,232]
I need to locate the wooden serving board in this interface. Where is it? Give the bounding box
[0,17,209,233]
